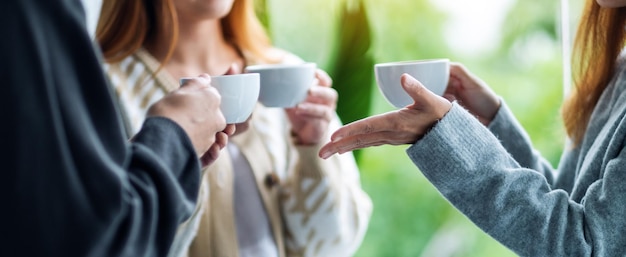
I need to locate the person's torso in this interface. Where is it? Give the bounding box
[105,49,291,257]
[557,61,626,202]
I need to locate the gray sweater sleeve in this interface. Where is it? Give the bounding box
[406,103,626,256]
[487,102,556,184]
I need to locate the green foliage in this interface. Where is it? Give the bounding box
[497,0,560,60]
[327,0,374,125]
[326,0,375,160]
[255,0,270,29]
[364,0,451,62]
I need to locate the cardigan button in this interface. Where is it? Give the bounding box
[265,172,280,188]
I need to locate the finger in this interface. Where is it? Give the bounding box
[449,62,468,78]
[223,124,236,136]
[319,137,362,159]
[311,78,320,87]
[305,86,338,106]
[200,83,222,99]
[214,131,229,149]
[206,93,227,131]
[400,74,431,103]
[200,143,221,167]
[223,63,242,75]
[335,131,413,153]
[294,102,334,120]
[315,69,333,87]
[449,63,477,87]
[319,131,408,159]
[199,73,212,81]
[329,113,391,141]
[443,78,458,99]
[442,93,457,102]
[179,75,211,88]
[446,76,461,91]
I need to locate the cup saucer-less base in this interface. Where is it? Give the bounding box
[180,74,260,124]
[245,63,316,108]
[375,59,449,108]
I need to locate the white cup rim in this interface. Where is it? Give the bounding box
[210,73,259,79]
[179,73,259,85]
[245,62,316,71]
[375,58,449,68]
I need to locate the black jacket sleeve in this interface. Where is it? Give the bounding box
[0,0,201,256]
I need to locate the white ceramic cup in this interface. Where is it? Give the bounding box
[375,59,450,108]
[244,62,316,108]
[179,73,260,124]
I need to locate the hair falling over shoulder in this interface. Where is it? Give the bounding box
[96,0,276,65]
[562,1,626,146]
[96,0,178,64]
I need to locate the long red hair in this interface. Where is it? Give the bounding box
[96,0,275,65]
[562,1,626,145]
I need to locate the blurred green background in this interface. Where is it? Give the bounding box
[260,0,582,256]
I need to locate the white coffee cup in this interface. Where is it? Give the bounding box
[179,73,260,124]
[375,59,450,108]
[244,62,316,108]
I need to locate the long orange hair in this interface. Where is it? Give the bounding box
[96,0,275,65]
[562,1,626,145]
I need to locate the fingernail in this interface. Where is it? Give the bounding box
[197,74,211,84]
[320,151,332,159]
[297,104,309,113]
[331,135,343,142]
[402,73,417,83]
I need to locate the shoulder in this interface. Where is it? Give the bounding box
[104,52,151,87]
[614,49,626,86]
[245,47,306,65]
[265,48,305,65]
[105,54,142,78]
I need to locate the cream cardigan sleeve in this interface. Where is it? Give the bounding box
[265,50,372,256]
[280,115,373,257]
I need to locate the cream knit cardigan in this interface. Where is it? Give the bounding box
[105,48,372,257]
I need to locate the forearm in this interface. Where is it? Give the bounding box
[4,116,200,257]
[486,101,556,183]
[407,104,620,256]
[124,118,202,256]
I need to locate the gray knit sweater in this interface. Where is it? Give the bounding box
[407,63,626,256]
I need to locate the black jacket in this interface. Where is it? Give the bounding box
[0,0,201,256]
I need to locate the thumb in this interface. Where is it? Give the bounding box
[401,73,429,102]
[315,69,333,87]
[179,74,211,88]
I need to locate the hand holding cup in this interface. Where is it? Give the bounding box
[147,74,231,166]
[286,69,337,145]
[443,62,500,126]
[180,72,259,125]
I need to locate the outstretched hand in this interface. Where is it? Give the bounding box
[319,74,452,159]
